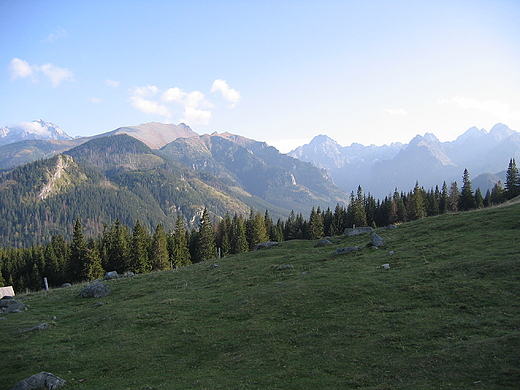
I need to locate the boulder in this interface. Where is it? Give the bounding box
[0,297,27,313]
[0,285,15,299]
[24,323,50,332]
[314,239,332,247]
[369,233,386,247]
[344,227,374,236]
[78,282,110,298]
[253,241,279,250]
[60,283,72,288]
[9,372,66,390]
[332,246,360,255]
[377,263,391,270]
[103,271,119,280]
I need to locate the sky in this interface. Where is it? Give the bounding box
[1,0,519,152]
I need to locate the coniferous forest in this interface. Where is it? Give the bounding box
[1,159,519,293]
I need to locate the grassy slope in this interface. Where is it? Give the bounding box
[1,202,519,389]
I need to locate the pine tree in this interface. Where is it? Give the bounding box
[459,169,476,211]
[439,182,449,214]
[308,207,324,240]
[331,203,347,235]
[105,219,130,273]
[490,181,505,205]
[347,186,367,227]
[170,215,191,267]
[69,218,88,282]
[84,238,105,280]
[196,208,217,262]
[246,211,269,249]
[448,182,460,212]
[505,158,519,199]
[129,220,151,274]
[216,213,232,256]
[474,188,484,209]
[150,224,170,271]
[230,213,248,254]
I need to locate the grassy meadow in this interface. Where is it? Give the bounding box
[1,201,519,389]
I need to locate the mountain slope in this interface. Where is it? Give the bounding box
[2,201,519,389]
[0,119,72,146]
[160,132,348,213]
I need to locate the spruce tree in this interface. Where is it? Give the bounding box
[150,224,170,271]
[69,218,88,282]
[474,188,484,209]
[505,158,519,199]
[231,213,248,254]
[459,169,476,211]
[129,220,151,274]
[171,215,191,267]
[448,182,460,212]
[196,208,217,262]
[308,207,324,240]
[105,219,130,273]
[84,238,105,280]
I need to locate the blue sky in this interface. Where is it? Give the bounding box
[1,0,519,152]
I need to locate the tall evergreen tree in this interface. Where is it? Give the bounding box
[439,182,449,214]
[474,188,484,209]
[504,158,519,199]
[216,213,232,256]
[308,207,324,240]
[230,213,248,254]
[196,208,217,262]
[331,203,347,235]
[69,218,88,282]
[459,169,476,211]
[246,211,269,249]
[84,238,105,280]
[448,182,460,212]
[129,220,151,274]
[170,215,191,267]
[150,224,170,271]
[104,219,130,273]
[490,181,505,205]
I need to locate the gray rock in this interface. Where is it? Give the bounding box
[78,282,110,298]
[377,263,391,270]
[344,227,374,236]
[10,371,66,390]
[369,233,386,247]
[253,241,279,250]
[103,271,119,280]
[332,246,360,255]
[314,239,332,247]
[25,323,50,332]
[0,298,27,313]
[60,283,71,288]
[123,271,135,277]
[209,264,218,269]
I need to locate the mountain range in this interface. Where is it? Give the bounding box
[0,119,518,247]
[0,121,346,247]
[289,123,519,197]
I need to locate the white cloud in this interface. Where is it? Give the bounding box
[40,63,74,86]
[91,97,103,104]
[9,58,74,86]
[105,79,120,88]
[43,28,68,43]
[383,108,407,116]
[162,87,186,102]
[129,81,235,125]
[9,58,35,80]
[129,85,171,118]
[211,79,241,106]
[439,95,520,125]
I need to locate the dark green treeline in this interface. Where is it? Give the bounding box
[1,165,518,293]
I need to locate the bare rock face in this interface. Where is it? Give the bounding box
[10,371,66,390]
[78,282,110,298]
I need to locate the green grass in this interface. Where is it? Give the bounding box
[1,202,520,389]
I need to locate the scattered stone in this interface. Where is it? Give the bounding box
[0,317,7,320]
[253,241,279,250]
[381,224,398,230]
[332,246,360,255]
[389,251,395,255]
[344,227,374,236]
[0,297,27,313]
[51,316,57,320]
[103,271,119,280]
[273,264,294,271]
[377,263,391,270]
[123,271,135,277]
[60,283,72,288]
[209,264,219,269]
[78,282,110,298]
[314,239,332,247]
[24,323,50,332]
[94,302,104,307]
[9,371,66,390]
[368,233,386,247]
